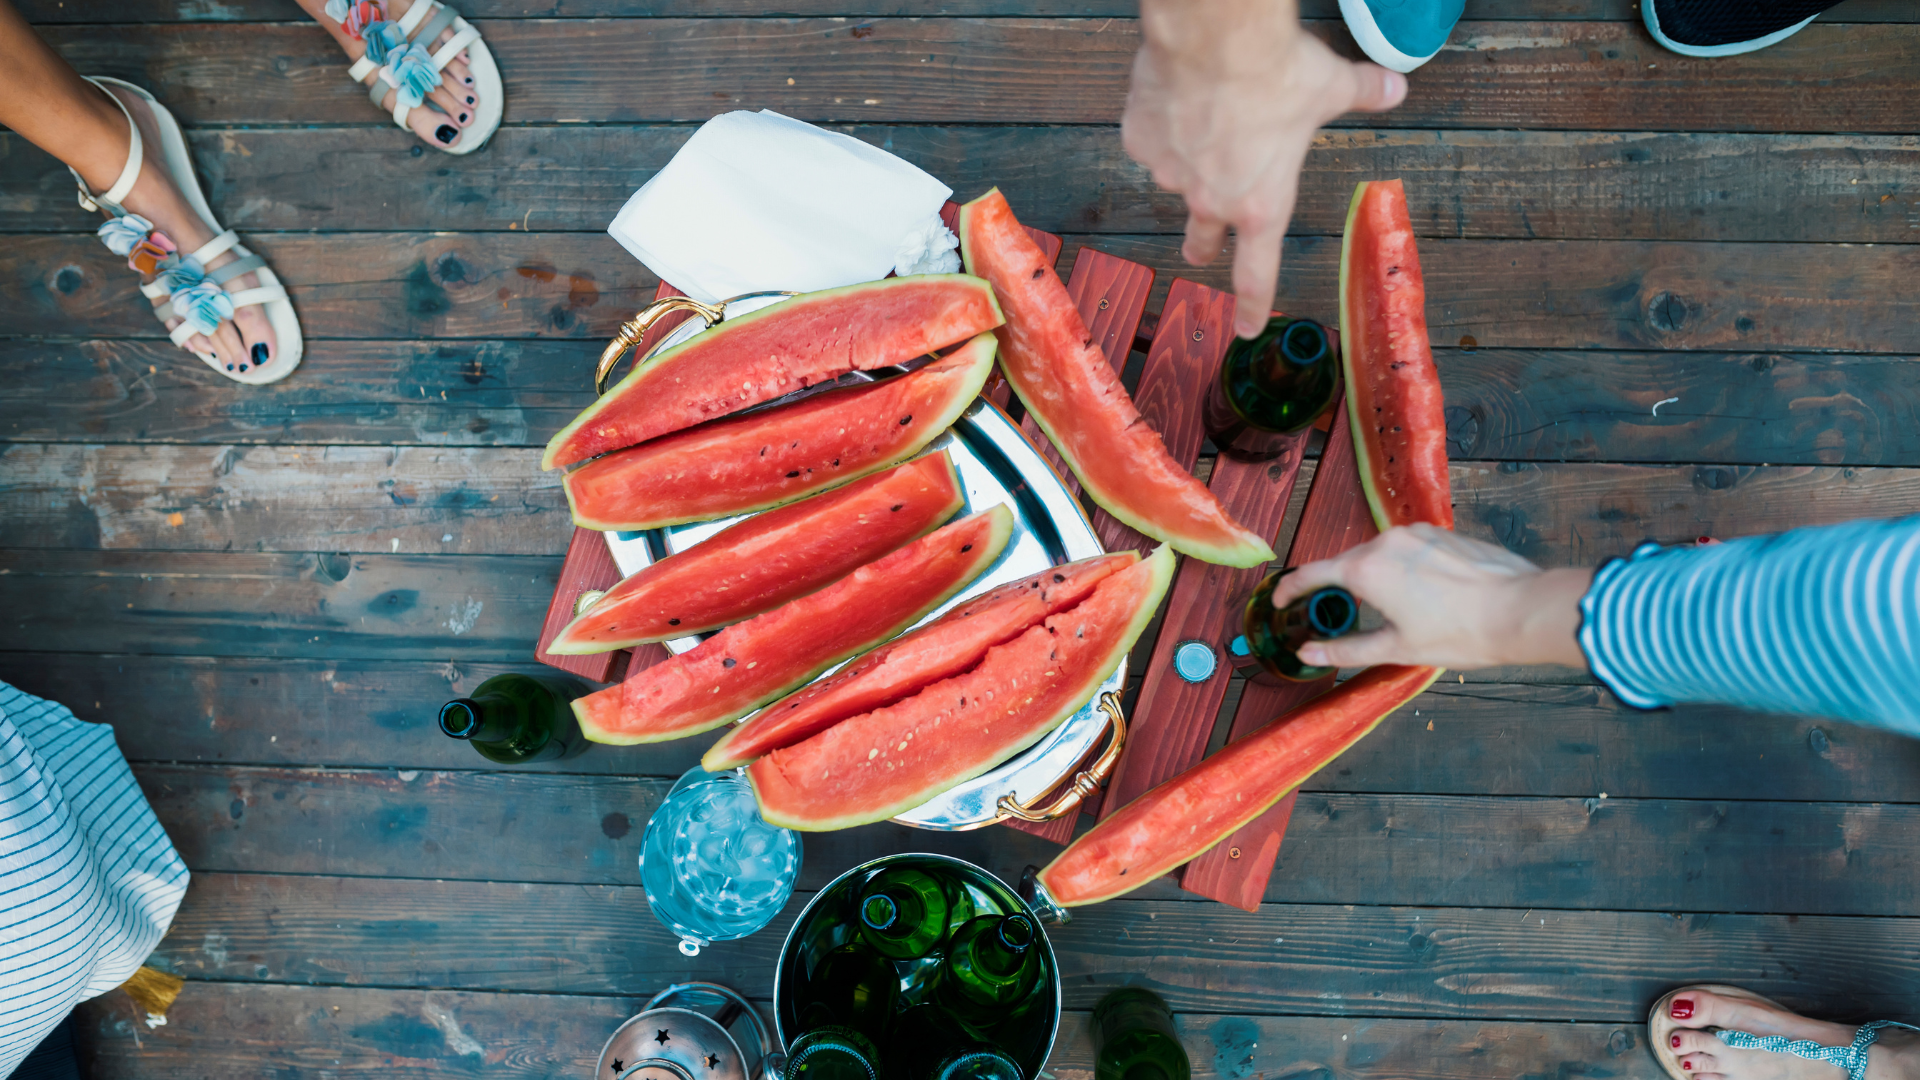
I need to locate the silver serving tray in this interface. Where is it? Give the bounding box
[600,297,1119,831]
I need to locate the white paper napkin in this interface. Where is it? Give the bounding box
[608,110,960,306]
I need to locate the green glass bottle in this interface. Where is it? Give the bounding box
[1092,989,1189,1080]
[857,866,953,960]
[804,942,900,1039]
[937,915,1040,1013]
[1238,572,1357,682]
[438,673,588,763]
[1202,316,1339,461]
[786,1026,884,1080]
[886,1005,987,1080]
[930,1045,1024,1080]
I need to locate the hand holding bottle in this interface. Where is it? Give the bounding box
[1264,524,1593,670]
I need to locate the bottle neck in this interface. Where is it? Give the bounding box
[439,694,522,743]
[1246,319,1331,390]
[969,916,1033,972]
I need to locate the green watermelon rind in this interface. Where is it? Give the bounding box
[541,274,1005,471]
[571,504,1015,746]
[956,191,1275,569]
[748,543,1178,832]
[563,332,999,532]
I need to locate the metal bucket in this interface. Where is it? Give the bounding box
[772,853,1064,1078]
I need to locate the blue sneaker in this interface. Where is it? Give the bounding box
[1642,0,1843,57]
[1339,0,1464,73]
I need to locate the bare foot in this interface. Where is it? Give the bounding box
[95,83,280,375]
[1668,990,1920,1080]
[328,0,482,149]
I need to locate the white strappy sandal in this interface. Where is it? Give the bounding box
[73,76,303,385]
[1650,985,1920,1080]
[340,0,503,155]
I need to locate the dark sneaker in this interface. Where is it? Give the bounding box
[1642,0,1845,57]
[1339,0,1464,72]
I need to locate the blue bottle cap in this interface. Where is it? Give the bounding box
[1172,640,1217,683]
[1229,635,1252,657]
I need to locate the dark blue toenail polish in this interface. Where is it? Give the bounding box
[227,364,235,371]
[466,95,475,104]
[251,343,269,365]
[437,124,457,143]
[459,113,469,123]
[238,364,248,373]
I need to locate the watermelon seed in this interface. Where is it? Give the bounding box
[723,658,736,668]
[831,459,840,466]
[961,544,972,552]
[1032,268,1044,279]
[791,441,798,448]
[668,618,681,625]
[759,447,768,456]
[1053,573,1065,582]
[891,504,904,511]
[786,470,800,478]
[899,415,913,425]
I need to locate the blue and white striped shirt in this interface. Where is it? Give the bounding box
[0,682,188,1077]
[1580,516,1920,733]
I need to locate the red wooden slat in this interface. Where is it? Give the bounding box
[1090,280,1231,557]
[1002,246,1155,845]
[1179,401,1378,910]
[534,527,636,684]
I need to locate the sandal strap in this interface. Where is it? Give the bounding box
[71,77,144,214]
[225,282,289,310]
[432,23,480,70]
[348,54,379,82]
[168,320,203,348]
[189,229,241,266]
[410,3,458,48]
[140,279,173,300]
[394,0,437,36]
[207,253,267,286]
[152,296,176,319]
[369,71,396,111]
[1718,1021,1920,1080]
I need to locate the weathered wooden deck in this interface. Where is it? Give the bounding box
[5,1,1920,1076]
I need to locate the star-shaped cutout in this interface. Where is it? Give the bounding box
[706,1054,722,1069]
[656,1030,672,1045]
[611,1060,626,1073]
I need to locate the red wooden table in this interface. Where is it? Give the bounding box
[535,221,1380,910]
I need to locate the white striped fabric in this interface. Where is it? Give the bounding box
[1579,516,1920,732]
[0,682,188,1077]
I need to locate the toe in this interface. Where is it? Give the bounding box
[232,304,278,371]
[1674,1031,1722,1055]
[408,104,463,148]
[427,83,470,126]
[210,322,248,372]
[1677,1052,1718,1074]
[443,54,475,91]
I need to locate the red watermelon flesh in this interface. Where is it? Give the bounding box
[548,453,965,654]
[703,551,1136,770]
[543,275,1004,470]
[1339,180,1454,530]
[1038,663,1440,906]
[564,332,996,531]
[574,504,1013,745]
[958,189,1274,569]
[749,544,1176,831]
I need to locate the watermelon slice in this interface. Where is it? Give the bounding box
[549,454,965,654]
[1036,664,1440,906]
[749,544,1177,831]
[703,551,1137,770]
[573,504,1013,745]
[543,275,1004,470]
[958,189,1274,568]
[564,332,997,531]
[1339,180,1454,530]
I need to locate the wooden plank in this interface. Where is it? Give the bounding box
[15,128,1920,245]
[533,526,636,683]
[8,655,1908,801]
[31,21,1920,132]
[22,234,1920,355]
[1183,409,1374,907]
[129,762,1162,897]
[9,462,1920,656]
[0,444,567,554]
[133,763,1920,914]
[10,343,1920,471]
[21,0,1920,22]
[0,550,559,662]
[155,874,1920,1023]
[1091,278,1234,555]
[74,982,1673,1080]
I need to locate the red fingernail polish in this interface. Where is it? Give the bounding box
[1672,1036,1682,1049]
[1671,999,1693,1019]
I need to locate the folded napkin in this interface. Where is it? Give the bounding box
[608,110,960,306]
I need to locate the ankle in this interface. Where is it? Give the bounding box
[70,84,138,198]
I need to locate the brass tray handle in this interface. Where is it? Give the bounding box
[995,691,1126,823]
[596,295,725,396]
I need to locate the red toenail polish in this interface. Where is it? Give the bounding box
[1671,999,1694,1019]
[1672,1036,1681,1048]
[1683,1063,1691,1070]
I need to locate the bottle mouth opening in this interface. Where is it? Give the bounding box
[997,914,1035,951]
[439,699,481,739]
[860,894,899,931]
[1307,588,1358,637]
[1280,320,1329,367]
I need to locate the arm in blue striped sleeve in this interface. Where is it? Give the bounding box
[1578,515,1920,733]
